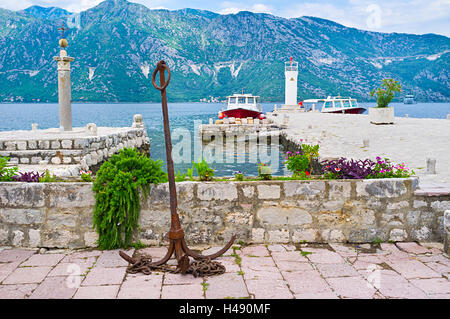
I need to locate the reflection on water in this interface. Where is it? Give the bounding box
[1,102,449,176]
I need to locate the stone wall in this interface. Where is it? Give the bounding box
[0,177,449,249]
[0,127,150,176]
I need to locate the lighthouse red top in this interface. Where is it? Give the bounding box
[290,57,293,65]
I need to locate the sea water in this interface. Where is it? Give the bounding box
[0,102,449,176]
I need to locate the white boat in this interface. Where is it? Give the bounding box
[218,93,264,119]
[403,94,415,104]
[302,96,365,114]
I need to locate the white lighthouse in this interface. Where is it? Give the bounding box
[281,57,298,110]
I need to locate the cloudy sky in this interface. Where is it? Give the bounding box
[1,0,449,36]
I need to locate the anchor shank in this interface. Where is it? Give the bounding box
[158,62,183,239]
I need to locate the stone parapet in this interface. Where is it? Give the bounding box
[0,126,150,176]
[2,177,449,249]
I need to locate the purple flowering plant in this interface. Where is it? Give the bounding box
[322,157,415,180]
[12,171,44,183]
[322,158,376,179]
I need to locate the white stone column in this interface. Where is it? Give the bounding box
[53,49,74,131]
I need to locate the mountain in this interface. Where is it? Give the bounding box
[0,0,449,103]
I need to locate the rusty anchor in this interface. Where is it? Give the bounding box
[119,60,236,275]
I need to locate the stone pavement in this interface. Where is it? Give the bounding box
[0,242,449,299]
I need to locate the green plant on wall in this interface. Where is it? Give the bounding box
[370,78,402,107]
[193,158,215,181]
[92,148,167,249]
[38,169,56,182]
[0,156,18,181]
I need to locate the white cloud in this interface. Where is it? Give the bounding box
[0,0,33,11]
[218,2,273,15]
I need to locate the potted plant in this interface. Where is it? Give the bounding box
[234,170,244,181]
[369,78,402,124]
[258,163,272,180]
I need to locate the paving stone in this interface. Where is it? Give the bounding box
[0,261,20,283]
[62,250,102,262]
[305,250,345,264]
[428,293,450,299]
[117,273,163,299]
[378,278,429,299]
[396,242,431,254]
[386,259,441,279]
[242,268,284,281]
[48,258,96,277]
[416,254,450,264]
[161,284,204,299]
[410,278,450,295]
[95,249,134,268]
[137,247,168,260]
[316,263,360,278]
[273,260,314,272]
[282,270,332,294]
[267,244,287,252]
[295,292,339,299]
[216,257,241,273]
[326,276,376,299]
[281,244,297,251]
[0,284,37,299]
[2,266,52,284]
[73,285,120,299]
[81,267,127,286]
[329,244,358,257]
[205,273,249,299]
[0,249,36,263]
[419,242,444,251]
[271,251,308,262]
[423,262,450,276]
[246,279,293,299]
[240,245,269,257]
[240,256,276,270]
[21,253,65,267]
[164,273,203,285]
[29,276,77,299]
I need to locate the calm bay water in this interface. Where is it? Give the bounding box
[0,102,449,176]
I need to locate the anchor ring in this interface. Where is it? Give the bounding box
[151,61,171,91]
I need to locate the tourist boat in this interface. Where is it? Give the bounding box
[218,93,264,119]
[302,96,365,114]
[403,94,415,104]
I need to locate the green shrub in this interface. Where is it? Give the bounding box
[234,171,244,181]
[285,152,309,176]
[92,148,167,250]
[0,156,18,181]
[258,163,272,180]
[175,170,187,182]
[193,159,215,181]
[39,170,56,182]
[186,167,194,181]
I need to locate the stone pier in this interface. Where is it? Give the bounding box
[199,119,283,142]
[0,119,150,177]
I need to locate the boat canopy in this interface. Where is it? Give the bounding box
[226,94,261,111]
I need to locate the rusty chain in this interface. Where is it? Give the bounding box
[125,253,226,278]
